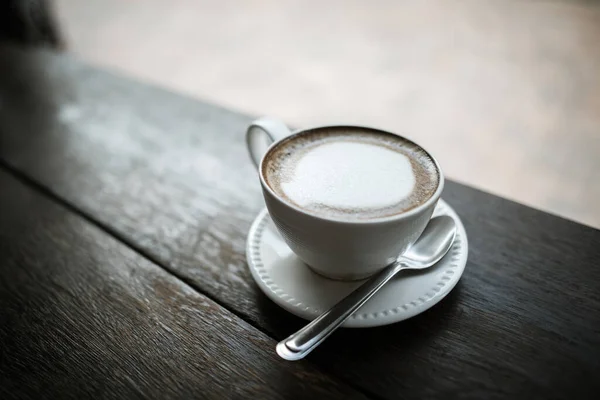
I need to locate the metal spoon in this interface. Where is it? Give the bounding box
[276,216,457,361]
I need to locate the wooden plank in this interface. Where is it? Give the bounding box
[1,44,600,399]
[0,170,368,399]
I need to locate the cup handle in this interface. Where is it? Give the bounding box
[246,117,293,169]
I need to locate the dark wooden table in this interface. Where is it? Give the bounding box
[0,43,599,400]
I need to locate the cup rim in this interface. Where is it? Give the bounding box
[258,125,445,225]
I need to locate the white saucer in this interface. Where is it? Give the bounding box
[246,199,468,328]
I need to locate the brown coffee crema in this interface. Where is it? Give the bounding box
[263,127,440,220]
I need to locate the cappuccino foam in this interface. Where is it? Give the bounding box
[263,128,440,220]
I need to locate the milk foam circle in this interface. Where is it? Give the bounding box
[262,128,440,220]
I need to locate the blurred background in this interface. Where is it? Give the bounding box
[12,0,600,227]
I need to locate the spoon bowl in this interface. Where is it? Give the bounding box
[401,216,457,269]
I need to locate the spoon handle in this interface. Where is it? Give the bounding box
[276,260,404,361]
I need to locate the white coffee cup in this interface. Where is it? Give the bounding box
[246,117,444,281]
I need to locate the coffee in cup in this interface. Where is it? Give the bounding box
[262,127,440,221]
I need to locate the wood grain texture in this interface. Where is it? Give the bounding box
[1,44,600,399]
[0,170,367,399]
